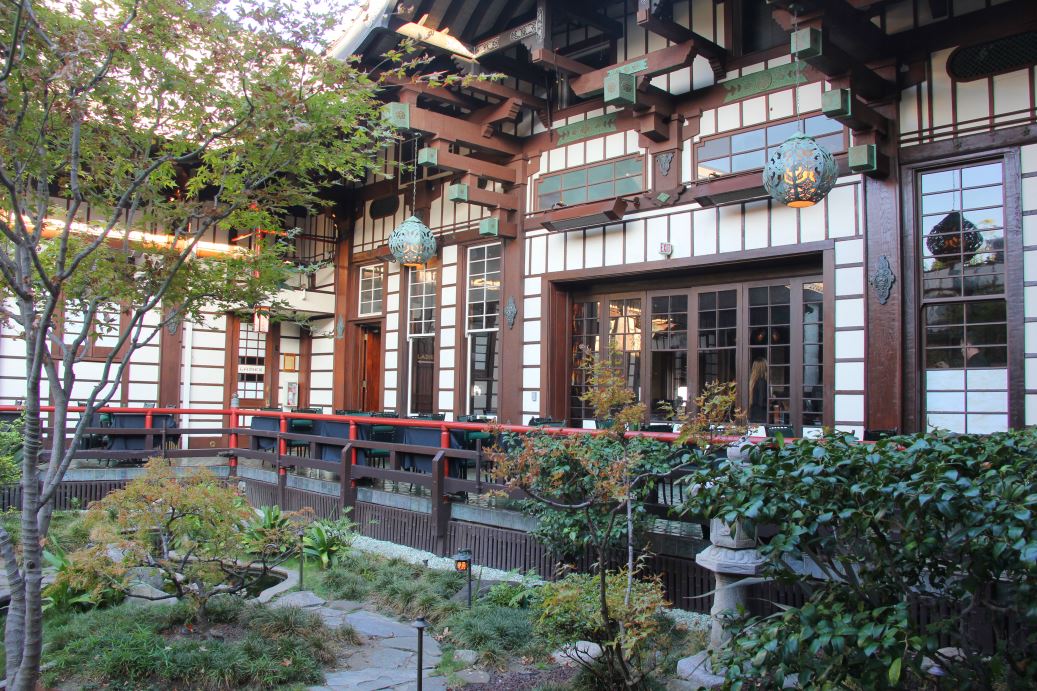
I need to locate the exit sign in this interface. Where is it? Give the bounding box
[659,242,673,257]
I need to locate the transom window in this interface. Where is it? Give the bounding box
[358,265,384,317]
[919,160,1009,434]
[695,116,845,180]
[537,156,643,210]
[408,268,437,337]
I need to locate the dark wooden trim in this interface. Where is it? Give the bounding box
[158,308,184,408]
[901,147,1023,432]
[898,122,1037,165]
[863,165,903,432]
[298,330,312,409]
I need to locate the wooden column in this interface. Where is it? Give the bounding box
[157,308,184,407]
[863,170,903,433]
[332,217,352,412]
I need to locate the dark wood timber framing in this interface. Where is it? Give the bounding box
[158,307,184,408]
[900,129,1033,432]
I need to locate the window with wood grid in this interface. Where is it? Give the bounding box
[919,160,1009,434]
[358,265,384,317]
[537,156,643,210]
[695,115,846,180]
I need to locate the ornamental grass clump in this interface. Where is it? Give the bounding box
[682,429,1037,689]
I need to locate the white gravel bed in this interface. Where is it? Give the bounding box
[662,607,712,631]
[350,535,535,583]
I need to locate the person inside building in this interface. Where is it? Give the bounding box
[749,357,769,423]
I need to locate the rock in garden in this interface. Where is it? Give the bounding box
[272,590,326,609]
[126,582,176,607]
[126,566,165,590]
[456,668,491,684]
[551,640,602,666]
[453,649,480,666]
[676,651,724,688]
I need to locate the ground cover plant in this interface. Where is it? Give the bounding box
[317,549,467,624]
[682,428,1037,690]
[41,596,354,689]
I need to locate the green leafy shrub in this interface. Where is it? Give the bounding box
[0,413,22,485]
[682,429,1037,689]
[484,572,543,609]
[42,543,127,613]
[303,515,355,569]
[534,570,668,665]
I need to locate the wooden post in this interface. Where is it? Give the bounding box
[144,409,154,453]
[279,414,288,457]
[340,445,355,510]
[228,409,239,477]
[430,451,449,556]
[277,464,287,508]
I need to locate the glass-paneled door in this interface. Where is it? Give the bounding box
[570,276,829,433]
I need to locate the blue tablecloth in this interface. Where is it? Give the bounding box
[106,414,177,451]
[311,420,470,474]
[249,416,280,450]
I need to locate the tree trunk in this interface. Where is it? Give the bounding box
[7,302,45,691]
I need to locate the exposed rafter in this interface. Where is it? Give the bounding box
[636,0,726,79]
[382,102,523,157]
[569,40,697,97]
[559,1,624,38]
[791,27,894,101]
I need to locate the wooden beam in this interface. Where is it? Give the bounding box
[471,97,522,136]
[447,176,519,211]
[635,10,726,79]
[530,47,594,76]
[560,1,624,37]
[791,27,893,101]
[821,88,889,134]
[570,40,697,97]
[381,75,482,110]
[383,102,523,157]
[417,145,518,184]
[472,4,545,58]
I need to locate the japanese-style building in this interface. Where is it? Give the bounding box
[6,0,1037,441]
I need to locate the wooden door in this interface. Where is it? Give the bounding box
[359,325,382,412]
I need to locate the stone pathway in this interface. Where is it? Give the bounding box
[272,591,447,691]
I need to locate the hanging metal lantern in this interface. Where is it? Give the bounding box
[926,212,983,266]
[762,132,838,208]
[388,215,437,266]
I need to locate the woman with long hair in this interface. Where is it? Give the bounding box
[749,357,768,423]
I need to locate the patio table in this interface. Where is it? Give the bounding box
[249,416,280,451]
[105,413,178,451]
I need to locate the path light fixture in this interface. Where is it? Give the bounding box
[297,526,306,590]
[413,616,428,691]
[453,547,473,608]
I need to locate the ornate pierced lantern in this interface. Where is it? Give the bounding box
[926,212,982,266]
[763,132,838,208]
[388,215,436,267]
